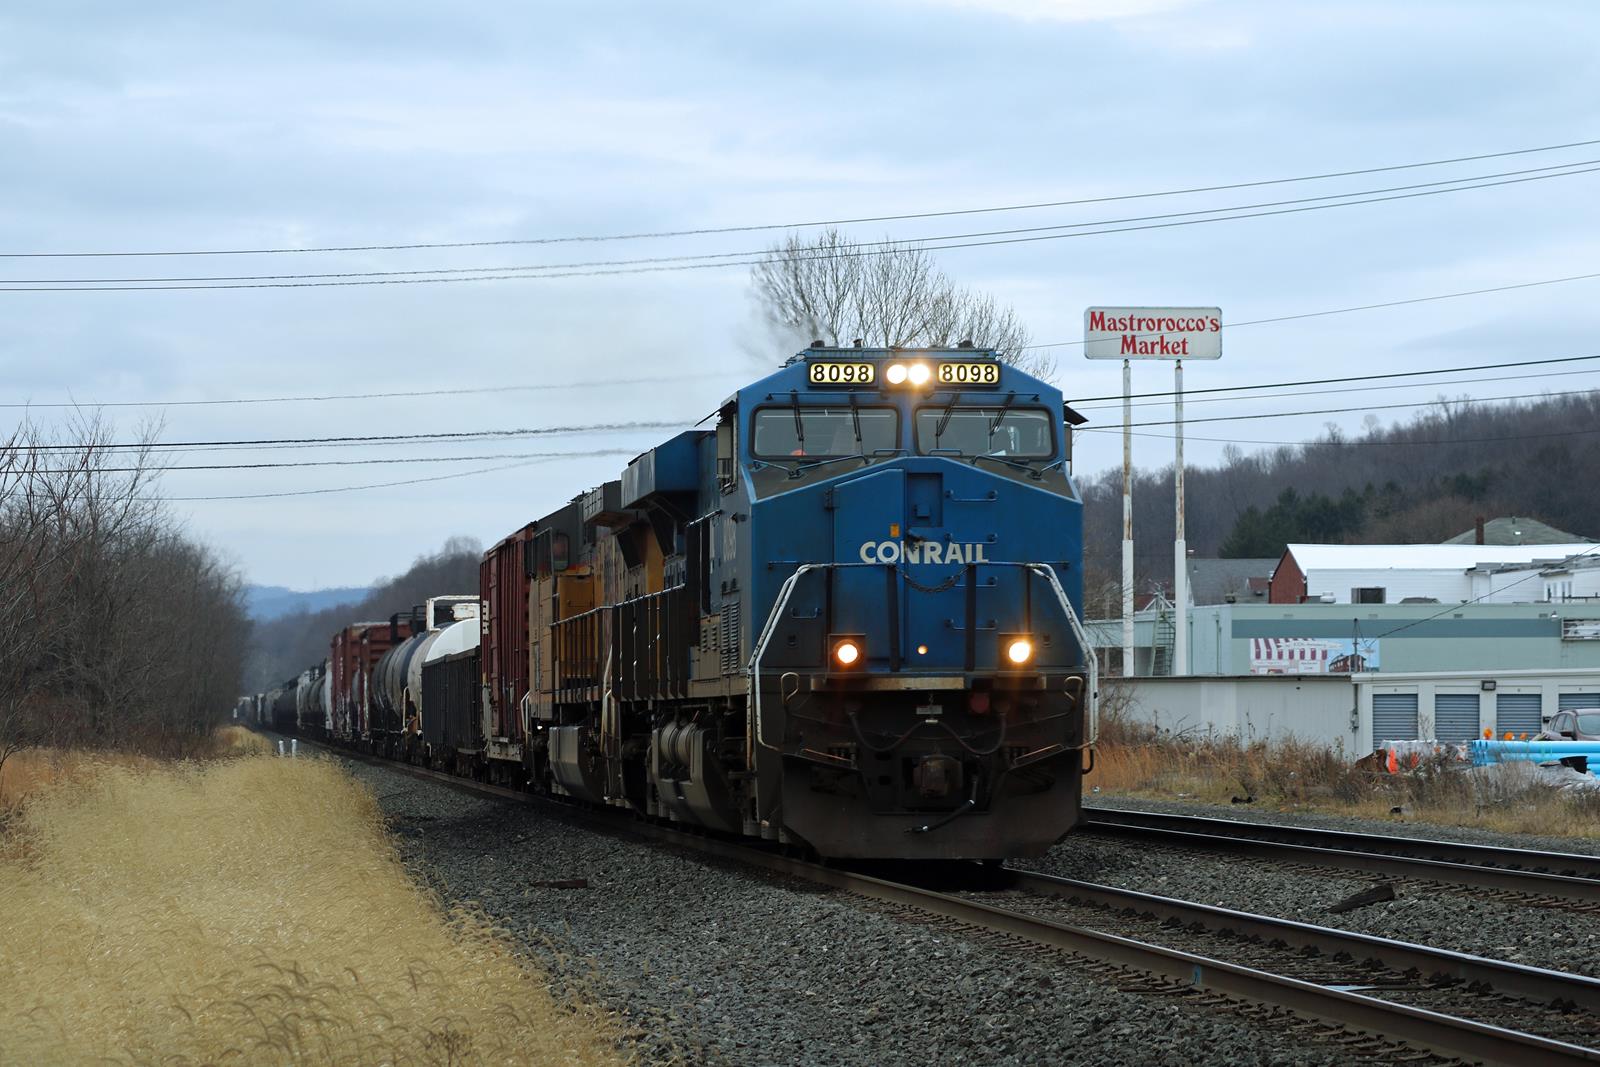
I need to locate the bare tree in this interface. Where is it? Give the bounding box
[752,228,1054,378]
[0,413,250,782]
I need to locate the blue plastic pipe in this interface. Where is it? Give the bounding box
[1469,740,1600,766]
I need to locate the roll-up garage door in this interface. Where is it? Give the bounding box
[1372,693,1419,742]
[1433,693,1480,742]
[1559,692,1600,714]
[1495,693,1542,738]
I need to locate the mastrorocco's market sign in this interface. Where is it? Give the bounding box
[1084,307,1222,360]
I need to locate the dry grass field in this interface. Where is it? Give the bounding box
[1089,712,1600,839]
[0,747,623,1066]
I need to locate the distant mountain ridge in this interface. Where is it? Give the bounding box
[244,584,372,621]
[243,537,482,690]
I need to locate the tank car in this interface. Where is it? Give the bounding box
[270,681,299,734]
[295,662,329,737]
[503,345,1094,860]
[370,596,479,758]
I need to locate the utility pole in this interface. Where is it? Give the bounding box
[1173,358,1188,676]
[1122,357,1134,676]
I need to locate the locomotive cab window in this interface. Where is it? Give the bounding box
[915,407,1054,458]
[752,407,898,458]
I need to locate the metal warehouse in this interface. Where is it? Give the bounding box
[1268,542,1600,605]
[1092,601,1600,678]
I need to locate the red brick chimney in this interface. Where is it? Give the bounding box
[1475,515,1486,545]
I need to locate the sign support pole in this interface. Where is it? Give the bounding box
[1121,358,1134,676]
[1173,359,1188,676]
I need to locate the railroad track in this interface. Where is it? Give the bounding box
[1082,807,1600,910]
[280,736,1600,1065]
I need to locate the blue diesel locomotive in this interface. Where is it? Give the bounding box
[272,344,1096,862]
[523,344,1096,861]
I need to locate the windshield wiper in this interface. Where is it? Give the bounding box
[933,392,960,449]
[789,390,804,450]
[987,391,1017,435]
[971,453,1040,477]
[788,453,869,478]
[788,448,903,478]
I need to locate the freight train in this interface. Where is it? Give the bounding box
[253,345,1097,860]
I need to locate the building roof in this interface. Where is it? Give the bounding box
[1188,558,1276,604]
[1285,543,1600,572]
[1443,516,1593,546]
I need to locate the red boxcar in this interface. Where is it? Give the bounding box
[481,524,535,746]
[329,619,412,740]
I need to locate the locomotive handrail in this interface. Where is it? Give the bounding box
[747,561,1098,752]
[1024,562,1099,746]
[749,563,825,752]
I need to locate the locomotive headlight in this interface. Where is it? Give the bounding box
[830,634,866,669]
[886,363,909,385]
[1003,635,1034,666]
[907,362,931,385]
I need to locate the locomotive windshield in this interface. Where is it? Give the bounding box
[752,407,898,457]
[915,407,1054,458]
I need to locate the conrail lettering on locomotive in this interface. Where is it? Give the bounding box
[858,539,990,564]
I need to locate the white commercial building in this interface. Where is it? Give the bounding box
[1111,667,1600,756]
[1275,543,1600,605]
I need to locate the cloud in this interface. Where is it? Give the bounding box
[4,0,1600,585]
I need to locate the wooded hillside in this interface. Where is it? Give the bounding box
[243,538,482,691]
[1078,392,1600,605]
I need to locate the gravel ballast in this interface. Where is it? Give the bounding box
[1021,798,1600,978]
[336,757,1437,1066]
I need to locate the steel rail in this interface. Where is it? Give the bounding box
[1083,808,1600,905]
[1008,868,1600,1012]
[282,734,1600,1065]
[1081,806,1600,908]
[1085,807,1600,877]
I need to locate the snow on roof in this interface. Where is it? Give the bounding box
[1285,543,1600,572]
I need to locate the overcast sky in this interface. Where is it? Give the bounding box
[4,1,1598,589]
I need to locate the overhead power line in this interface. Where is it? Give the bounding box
[157,396,1600,496]
[1116,421,1600,449]
[1071,363,1600,413]
[32,447,639,474]
[11,419,691,454]
[8,159,1595,287]
[8,163,1600,292]
[6,272,1599,413]
[1026,271,1600,352]
[8,136,1597,259]
[0,372,732,410]
[164,456,582,501]
[1373,543,1600,639]
[1066,351,1600,405]
[18,361,1600,460]
[1076,384,1600,431]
